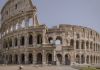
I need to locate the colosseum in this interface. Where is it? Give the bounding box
[0,0,100,66]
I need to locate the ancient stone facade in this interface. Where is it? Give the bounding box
[0,0,100,66]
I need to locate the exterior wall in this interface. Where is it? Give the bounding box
[0,0,100,66]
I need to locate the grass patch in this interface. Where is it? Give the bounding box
[80,66,97,70]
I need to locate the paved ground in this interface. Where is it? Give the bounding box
[0,65,78,70]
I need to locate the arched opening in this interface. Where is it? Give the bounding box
[65,54,71,65]
[21,54,25,64]
[90,42,93,50]
[46,53,52,64]
[81,40,85,49]
[9,39,12,47]
[94,56,95,64]
[86,41,89,49]
[86,55,89,64]
[70,39,74,47]
[9,55,12,64]
[90,55,92,64]
[28,53,33,64]
[29,34,33,45]
[21,20,25,28]
[15,23,18,30]
[37,34,42,44]
[76,40,79,49]
[14,54,18,64]
[76,54,80,63]
[57,54,62,64]
[48,37,53,44]
[81,55,85,64]
[37,53,42,64]
[55,36,62,45]
[15,38,18,47]
[20,36,25,46]
[29,18,33,26]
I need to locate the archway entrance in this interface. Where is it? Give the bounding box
[57,54,62,64]
[47,53,52,64]
[37,53,42,64]
[9,55,12,64]
[21,54,25,64]
[28,53,33,64]
[65,54,71,65]
[14,54,18,64]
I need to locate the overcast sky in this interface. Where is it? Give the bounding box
[0,0,100,33]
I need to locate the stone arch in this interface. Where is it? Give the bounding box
[86,55,89,64]
[28,53,33,64]
[9,55,12,64]
[37,34,42,44]
[81,40,85,49]
[65,54,71,65]
[57,54,62,64]
[21,20,25,28]
[55,36,62,45]
[29,34,33,45]
[20,36,25,46]
[90,55,93,64]
[37,53,42,64]
[76,40,79,49]
[76,54,80,63]
[90,42,93,49]
[96,56,98,64]
[14,54,18,64]
[81,55,85,64]
[15,38,18,46]
[46,53,52,64]
[21,54,25,64]
[86,41,89,49]
[15,23,18,30]
[9,38,12,47]
[70,39,74,47]
[48,37,53,44]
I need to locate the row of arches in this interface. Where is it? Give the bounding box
[3,34,43,48]
[2,18,33,36]
[76,54,100,64]
[5,53,71,65]
[70,39,100,51]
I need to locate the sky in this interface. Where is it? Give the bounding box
[0,0,100,33]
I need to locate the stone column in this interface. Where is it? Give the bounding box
[18,54,21,64]
[42,50,46,65]
[80,54,81,64]
[88,41,90,51]
[18,35,20,48]
[74,40,76,50]
[84,54,87,64]
[79,40,82,50]
[25,53,28,64]
[62,51,65,65]
[25,33,28,47]
[62,33,66,46]
[12,55,14,64]
[84,41,86,51]
[33,51,36,65]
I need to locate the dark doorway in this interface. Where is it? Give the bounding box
[21,54,25,64]
[47,53,52,64]
[65,54,71,65]
[57,54,62,64]
[28,53,33,64]
[37,53,42,64]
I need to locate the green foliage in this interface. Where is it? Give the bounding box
[80,67,97,70]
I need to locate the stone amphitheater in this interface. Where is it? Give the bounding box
[0,0,100,70]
